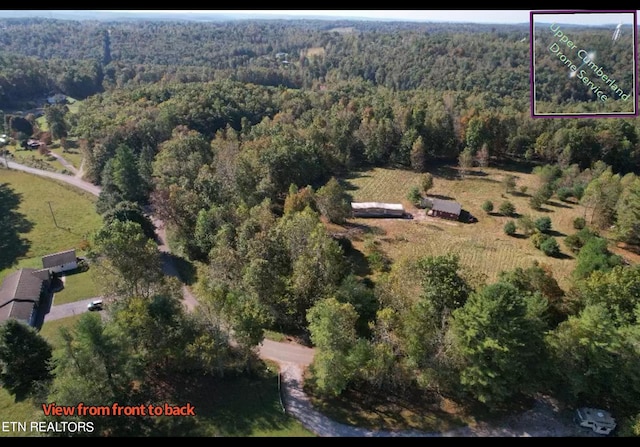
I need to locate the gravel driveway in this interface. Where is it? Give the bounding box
[279,363,603,437]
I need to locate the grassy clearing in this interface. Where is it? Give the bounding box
[194,367,315,437]
[0,169,101,282]
[56,150,83,171]
[0,388,43,437]
[38,314,85,347]
[341,164,592,291]
[305,47,326,58]
[51,269,101,305]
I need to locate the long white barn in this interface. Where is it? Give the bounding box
[351,202,405,218]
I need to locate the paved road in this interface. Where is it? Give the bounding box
[1,159,101,196]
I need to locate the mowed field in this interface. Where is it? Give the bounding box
[341,164,596,291]
[0,169,102,283]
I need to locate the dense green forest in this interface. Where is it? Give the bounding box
[1,17,640,436]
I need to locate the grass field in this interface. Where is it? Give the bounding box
[339,163,605,291]
[51,269,101,305]
[0,169,101,285]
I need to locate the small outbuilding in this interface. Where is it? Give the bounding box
[42,249,78,274]
[351,202,405,218]
[427,199,462,221]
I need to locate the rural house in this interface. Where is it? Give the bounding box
[26,139,42,149]
[42,249,78,274]
[47,93,67,105]
[427,199,462,221]
[351,202,406,218]
[0,268,51,327]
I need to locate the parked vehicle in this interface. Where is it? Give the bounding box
[87,299,103,311]
[574,407,616,435]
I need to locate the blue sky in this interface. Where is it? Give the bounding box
[101,10,639,25]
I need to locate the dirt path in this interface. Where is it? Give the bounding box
[48,151,78,175]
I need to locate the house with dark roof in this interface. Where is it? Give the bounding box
[42,249,77,274]
[0,268,51,326]
[427,199,462,221]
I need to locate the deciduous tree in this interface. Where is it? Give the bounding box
[449,282,547,407]
[0,319,53,399]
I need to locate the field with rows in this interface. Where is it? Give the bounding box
[339,163,593,291]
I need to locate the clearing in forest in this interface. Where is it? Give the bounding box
[338,164,592,291]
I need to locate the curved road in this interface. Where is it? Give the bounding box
[1,159,594,438]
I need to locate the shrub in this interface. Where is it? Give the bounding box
[564,234,582,254]
[540,237,560,257]
[407,186,422,206]
[503,174,516,193]
[364,238,390,272]
[573,216,586,230]
[504,220,516,236]
[517,215,536,236]
[564,228,598,254]
[573,184,585,200]
[531,231,550,249]
[481,200,494,214]
[556,187,573,202]
[534,216,552,233]
[499,201,516,217]
[529,194,544,211]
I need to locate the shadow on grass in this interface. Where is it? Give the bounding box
[616,243,640,256]
[472,177,501,184]
[491,158,540,175]
[551,251,574,260]
[465,170,490,177]
[0,183,33,270]
[547,200,574,209]
[432,165,461,180]
[348,247,372,277]
[428,193,457,201]
[342,221,386,237]
[509,233,528,240]
[339,170,372,192]
[156,364,294,437]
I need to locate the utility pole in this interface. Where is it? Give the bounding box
[47,201,60,229]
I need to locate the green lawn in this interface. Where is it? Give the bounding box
[38,314,85,347]
[0,388,44,438]
[0,169,101,282]
[51,146,84,171]
[51,269,101,305]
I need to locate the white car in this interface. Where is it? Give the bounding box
[87,299,103,311]
[574,407,616,435]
